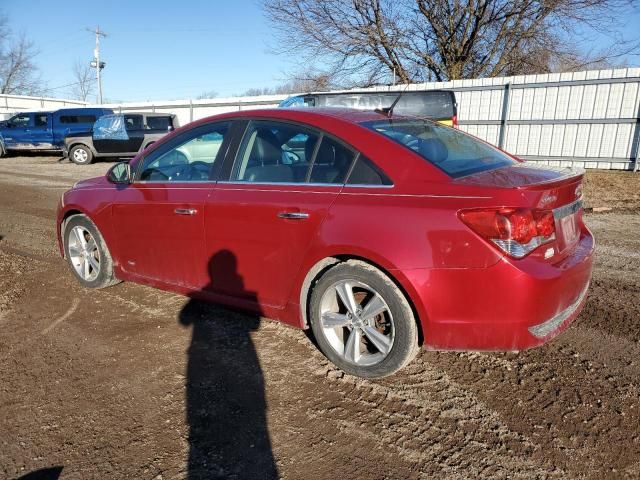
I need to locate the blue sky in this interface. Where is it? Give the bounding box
[3,0,286,102]
[2,0,640,103]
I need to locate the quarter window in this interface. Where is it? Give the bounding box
[232,121,320,183]
[139,122,229,182]
[308,136,355,184]
[346,155,392,185]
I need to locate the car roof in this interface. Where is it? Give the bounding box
[200,107,400,126]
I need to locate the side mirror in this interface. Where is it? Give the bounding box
[107,161,132,184]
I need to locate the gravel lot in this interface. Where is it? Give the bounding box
[0,154,638,479]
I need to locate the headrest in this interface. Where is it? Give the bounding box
[251,128,281,166]
[418,137,448,164]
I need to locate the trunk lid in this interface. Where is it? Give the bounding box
[456,163,585,257]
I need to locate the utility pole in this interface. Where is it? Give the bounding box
[87,26,107,104]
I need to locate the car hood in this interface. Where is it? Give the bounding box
[73,176,108,189]
[454,163,583,189]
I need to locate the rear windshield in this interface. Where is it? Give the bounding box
[319,91,455,119]
[363,119,516,178]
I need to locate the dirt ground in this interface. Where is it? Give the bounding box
[0,154,638,480]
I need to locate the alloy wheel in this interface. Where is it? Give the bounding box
[319,280,395,366]
[68,226,100,281]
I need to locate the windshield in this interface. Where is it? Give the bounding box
[279,95,312,108]
[363,119,517,178]
[322,91,454,119]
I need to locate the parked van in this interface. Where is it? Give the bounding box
[0,107,113,155]
[279,90,458,126]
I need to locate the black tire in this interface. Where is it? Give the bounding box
[69,144,94,165]
[309,260,420,378]
[63,215,120,289]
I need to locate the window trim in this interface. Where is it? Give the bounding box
[225,118,389,187]
[229,119,325,184]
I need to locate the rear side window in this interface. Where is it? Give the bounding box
[124,115,143,130]
[364,119,516,178]
[232,121,320,183]
[146,116,173,130]
[60,115,97,124]
[35,115,48,127]
[308,136,355,184]
[347,155,392,185]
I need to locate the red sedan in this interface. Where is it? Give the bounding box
[56,108,594,378]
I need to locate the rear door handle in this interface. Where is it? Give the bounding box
[174,208,198,215]
[277,211,309,220]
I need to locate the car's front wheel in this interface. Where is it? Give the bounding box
[69,144,94,165]
[309,260,420,378]
[63,215,120,289]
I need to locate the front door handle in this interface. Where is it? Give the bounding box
[175,208,198,215]
[277,211,309,220]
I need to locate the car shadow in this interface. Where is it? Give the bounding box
[178,250,278,480]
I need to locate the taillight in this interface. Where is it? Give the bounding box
[452,114,458,128]
[459,208,556,258]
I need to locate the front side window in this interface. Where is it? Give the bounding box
[363,119,516,178]
[232,121,320,183]
[139,122,229,182]
[9,114,30,128]
[93,115,128,140]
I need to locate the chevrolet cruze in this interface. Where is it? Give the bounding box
[56,108,594,378]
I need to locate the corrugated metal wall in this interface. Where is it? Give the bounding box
[451,68,640,170]
[103,68,640,171]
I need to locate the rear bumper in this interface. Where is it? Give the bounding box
[405,227,594,351]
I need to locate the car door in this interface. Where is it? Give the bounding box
[28,113,52,147]
[123,114,145,154]
[3,113,32,148]
[110,121,233,288]
[204,119,355,309]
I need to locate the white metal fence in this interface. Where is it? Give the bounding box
[3,67,639,170]
[0,94,87,117]
[103,67,640,171]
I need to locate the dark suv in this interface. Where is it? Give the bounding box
[63,112,178,165]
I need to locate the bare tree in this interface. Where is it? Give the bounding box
[264,0,638,84]
[71,60,95,102]
[238,72,335,96]
[196,90,219,99]
[0,13,41,95]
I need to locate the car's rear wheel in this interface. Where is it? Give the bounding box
[309,260,419,378]
[69,144,93,165]
[63,215,120,289]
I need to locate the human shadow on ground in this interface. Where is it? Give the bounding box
[16,466,63,480]
[178,250,278,480]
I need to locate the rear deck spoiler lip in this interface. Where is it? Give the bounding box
[515,168,585,190]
